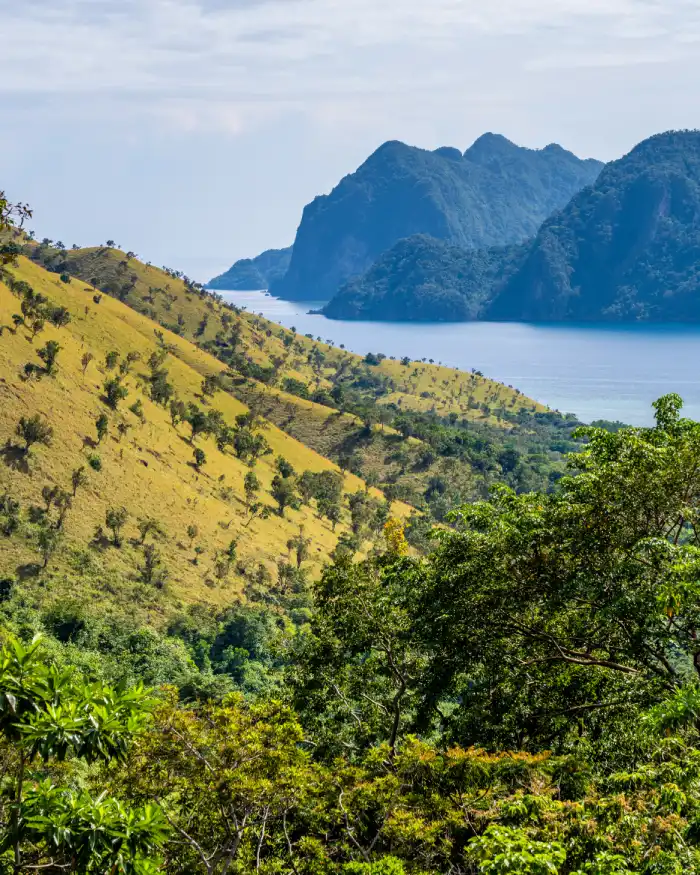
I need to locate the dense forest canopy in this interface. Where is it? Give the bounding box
[2,393,700,872]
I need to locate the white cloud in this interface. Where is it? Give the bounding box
[3,0,698,121]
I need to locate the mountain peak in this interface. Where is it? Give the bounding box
[464,132,519,160]
[271,135,602,300]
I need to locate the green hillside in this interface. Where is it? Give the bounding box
[0,252,416,676]
[322,234,522,320]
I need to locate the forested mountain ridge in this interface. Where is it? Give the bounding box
[324,130,700,323]
[271,134,602,300]
[322,234,523,320]
[491,128,700,321]
[207,246,292,291]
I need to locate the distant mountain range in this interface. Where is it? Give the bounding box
[323,130,700,323]
[208,247,291,291]
[209,134,602,298]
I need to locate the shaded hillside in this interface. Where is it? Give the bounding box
[323,235,522,321]
[272,134,602,300]
[491,129,700,321]
[207,246,292,291]
[323,130,700,323]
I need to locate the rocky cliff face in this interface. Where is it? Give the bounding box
[271,135,602,300]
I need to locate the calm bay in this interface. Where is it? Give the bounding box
[219,290,700,426]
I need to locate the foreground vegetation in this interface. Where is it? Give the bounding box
[2,394,700,873]
[7,194,700,873]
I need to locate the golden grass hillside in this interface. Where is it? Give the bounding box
[0,255,409,628]
[25,242,547,425]
[19,241,564,512]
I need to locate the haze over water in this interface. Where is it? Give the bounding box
[221,290,700,427]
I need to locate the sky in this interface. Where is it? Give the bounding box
[2,0,700,282]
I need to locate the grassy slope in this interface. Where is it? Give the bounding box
[21,244,556,502]
[0,256,408,627]
[21,244,551,506]
[26,245,547,423]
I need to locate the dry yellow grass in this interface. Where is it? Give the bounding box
[25,245,546,428]
[0,256,410,624]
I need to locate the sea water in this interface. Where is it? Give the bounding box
[219,290,700,426]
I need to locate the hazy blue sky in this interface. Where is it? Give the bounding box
[2,0,699,281]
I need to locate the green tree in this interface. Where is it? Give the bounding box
[291,554,425,757]
[287,526,311,569]
[0,635,166,872]
[348,492,373,538]
[468,826,566,875]
[322,499,342,531]
[298,471,316,505]
[140,543,167,588]
[71,466,88,497]
[0,494,20,537]
[201,373,222,397]
[120,350,141,375]
[130,399,145,423]
[169,399,187,428]
[41,486,72,530]
[37,524,62,568]
[417,394,700,750]
[15,414,53,454]
[149,366,174,406]
[105,506,129,547]
[244,471,260,510]
[95,413,109,443]
[0,192,31,265]
[276,456,295,479]
[233,427,270,463]
[187,406,210,443]
[271,474,300,518]
[193,447,206,471]
[36,340,60,375]
[138,517,166,545]
[117,694,313,875]
[48,305,71,327]
[104,376,128,410]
